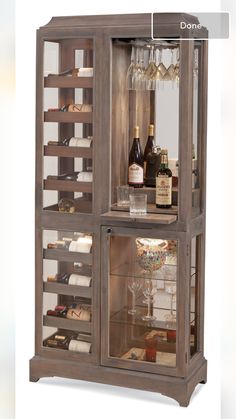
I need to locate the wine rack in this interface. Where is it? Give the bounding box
[31,13,208,407]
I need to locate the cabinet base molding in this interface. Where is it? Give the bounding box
[29,356,207,407]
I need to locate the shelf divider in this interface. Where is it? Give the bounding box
[44,179,92,193]
[43,282,92,298]
[43,248,92,264]
[44,76,93,88]
[43,315,91,333]
[44,111,93,123]
[44,145,92,159]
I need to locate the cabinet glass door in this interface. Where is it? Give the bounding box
[102,228,181,375]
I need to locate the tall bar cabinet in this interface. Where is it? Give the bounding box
[30,13,208,406]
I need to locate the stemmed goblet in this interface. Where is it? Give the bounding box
[127,277,142,315]
[126,46,136,90]
[142,279,157,321]
[136,238,168,321]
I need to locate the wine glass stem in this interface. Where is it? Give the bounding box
[132,292,136,312]
[171,293,174,316]
[147,297,151,318]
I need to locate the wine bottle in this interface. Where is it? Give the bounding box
[145,145,161,187]
[156,149,172,208]
[47,172,79,181]
[47,273,70,284]
[144,124,155,178]
[128,126,144,188]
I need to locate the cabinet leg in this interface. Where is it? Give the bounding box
[30,376,40,383]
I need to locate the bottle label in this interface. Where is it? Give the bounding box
[129,163,143,184]
[156,175,172,205]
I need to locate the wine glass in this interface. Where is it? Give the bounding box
[144,46,156,90]
[142,279,157,321]
[174,47,180,86]
[164,280,176,324]
[126,46,136,90]
[127,277,142,315]
[164,49,176,84]
[136,238,167,317]
[134,47,145,90]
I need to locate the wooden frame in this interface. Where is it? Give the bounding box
[30,13,208,407]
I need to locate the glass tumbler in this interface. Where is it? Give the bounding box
[129,194,147,215]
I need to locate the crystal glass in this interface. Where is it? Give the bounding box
[134,47,145,90]
[126,46,136,90]
[127,277,142,315]
[144,46,157,90]
[164,280,176,321]
[142,279,157,321]
[129,194,147,215]
[116,185,133,207]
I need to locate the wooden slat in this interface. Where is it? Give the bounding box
[44,111,93,123]
[44,76,93,88]
[44,145,92,159]
[43,249,92,264]
[44,179,92,193]
[101,211,177,225]
[43,315,91,333]
[43,282,92,298]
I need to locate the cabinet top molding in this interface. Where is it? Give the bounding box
[41,13,201,29]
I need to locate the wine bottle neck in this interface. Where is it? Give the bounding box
[160,154,168,168]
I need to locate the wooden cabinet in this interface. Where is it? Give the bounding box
[30,13,208,406]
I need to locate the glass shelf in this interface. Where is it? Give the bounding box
[110,304,195,331]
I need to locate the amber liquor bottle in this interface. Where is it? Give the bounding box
[128,126,144,188]
[143,124,155,178]
[156,149,172,208]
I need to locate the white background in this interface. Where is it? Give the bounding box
[0,0,232,418]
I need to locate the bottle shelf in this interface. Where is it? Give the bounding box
[44,76,93,89]
[44,179,92,193]
[43,248,92,264]
[43,197,92,214]
[43,315,92,333]
[43,281,92,298]
[44,111,93,124]
[44,145,92,159]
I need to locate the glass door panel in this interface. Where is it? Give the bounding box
[106,231,178,372]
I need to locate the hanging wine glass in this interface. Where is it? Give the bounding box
[135,47,145,90]
[174,47,180,86]
[164,49,176,86]
[144,46,156,90]
[127,277,142,315]
[126,46,136,90]
[193,48,198,89]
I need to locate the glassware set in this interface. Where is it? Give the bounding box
[126,44,198,90]
[127,238,177,324]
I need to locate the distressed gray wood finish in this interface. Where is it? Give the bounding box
[31,13,208,407]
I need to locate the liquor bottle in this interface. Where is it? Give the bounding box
[143,124,155,178]
[145,145,161,187]
[156,149,172,208]
[128,126,144,188]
